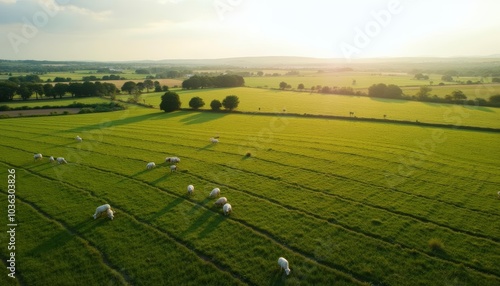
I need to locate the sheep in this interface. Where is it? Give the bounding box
[146,162,156,169]
[56,157,68,164]
[498,191,500,199]
[49,156,55,163]
[214,197,227,206]
[222,203,232,215]
[210,137,219,143]
[106,208,114,220]
[165,157,180,163]
[170,165,177,172]
[75,135,82,142]
[33,153,43,161]
[93,204,113,220]
[278,257,291,275]
[187,184,194,195]
[209,188,220,198]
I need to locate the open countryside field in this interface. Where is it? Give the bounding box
[137,87,500,128]
[1,107,499,285]
[243,72,487,90]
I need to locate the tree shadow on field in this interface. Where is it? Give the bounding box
[27,230,73,257]
[64,111,185,133]
[369,97,407,104]
[147,197,184,221]
[180,112,228,125]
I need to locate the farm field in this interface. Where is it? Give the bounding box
[136,87,500,128]
[1,107,499,285]
[243,72,486,89]
[3,97,111,108]
[400,84,500,99]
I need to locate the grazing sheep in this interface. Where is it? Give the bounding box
[170,165,177,172]
[49,156,55,163]
[75,135,82,142]
[187,184,194,195]
[33,153,43,161]
[210,137,219,143]
[214,197,227,206]
[93,204,113,220]
[106,208,114,220]
[278,257,291,275]
[222,203,232,215]
[165,157,180,163]
[146,162,156,169]
[56,157,67,164]
[498,191,500,198]
[209,188,220,198]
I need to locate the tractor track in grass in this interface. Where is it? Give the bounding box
[3,125,498,216]
[0,189,131,285]
[4,122,499,187]
[0,162,255,286]
[3,147,499,281]
[2,135,499,241]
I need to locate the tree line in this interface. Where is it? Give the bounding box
[0,80,118,101]
[160,91,240,112]
[182,75,245,89]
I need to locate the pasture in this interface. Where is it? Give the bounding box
[138,87,500,128]
[1,107,499,285]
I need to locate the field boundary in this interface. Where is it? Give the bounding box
[178,108,500,132]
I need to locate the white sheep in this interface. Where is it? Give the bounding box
[106,208,115,220]
[214,197,227,206]
[209,188,220,198]
[170,165,177,172]
[146,162,156,169]
[165,157,180,163]
[497,191,500,198]
[75,135,82,142]
[187,184,194,195]
[223,203,232,215]
[56,157,68,164]
[33,153,43,161]
[278,257,291,275]
[49,156,55,163]
[93,204,113,220]
[210,137,219,143]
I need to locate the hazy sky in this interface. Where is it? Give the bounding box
[1,0,499,61]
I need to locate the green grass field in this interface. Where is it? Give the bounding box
[135,87,500,129]
[1,107,499,285]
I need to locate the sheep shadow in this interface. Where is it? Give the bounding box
[268,269,289,286]
[198,143,216,151]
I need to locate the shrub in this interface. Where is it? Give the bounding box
[160,91,181,112]
[189,97,205,109]
[210,99,222,111]
[0,105,10,111]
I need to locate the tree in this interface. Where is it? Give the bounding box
[222,95,240,111]
[27,83,44,100]
[210,99,222,111]
[121,81,137,94]
[489,94,500,104]
[143,79,154,93]
[17,84,32,100]
[159,91,181,112]
[492,77,500,83]
[416,86,432,100]
[189,97,205,109]
[43,83,54,98]
[385,84,403,99]
[414,73,429,80]
[257,71,264,76]
[441,75,453,82]
[0,81,18,101]
[53,83,68,99]
[154,81,162,92]
[279,81,287,90]
[368,83,387,98]
[451,90,467,101]
[297,83,305,90]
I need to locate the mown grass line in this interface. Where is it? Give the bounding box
[51,159,500,285]
[3,143,500,284]
[2,131,498,242]
[0,189,130,286]
[179,164,500,279]
[3,131,499,240]
[0,158,363,286]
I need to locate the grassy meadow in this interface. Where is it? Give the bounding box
[1,106,499,285]
[135,87,500,128]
